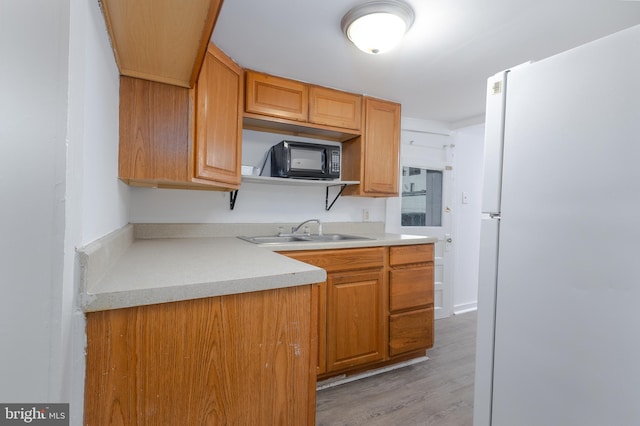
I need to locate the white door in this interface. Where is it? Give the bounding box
[386,129,454,319]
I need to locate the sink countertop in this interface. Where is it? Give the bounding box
[253,232,435,252]
[78,224,436,312]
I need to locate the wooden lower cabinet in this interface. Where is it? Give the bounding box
[388,244,435,358]
[84,286,317,425]
[326,268,385,372]
[281,247,386,377]
[389,307,434,357]
[282,243,434,379]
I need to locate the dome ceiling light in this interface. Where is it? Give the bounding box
[341,0,415,54]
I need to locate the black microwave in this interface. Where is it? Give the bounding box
[270,141,341,180]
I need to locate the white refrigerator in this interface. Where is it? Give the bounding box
[473,24,640,426]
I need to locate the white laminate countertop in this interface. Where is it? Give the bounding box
[78,224,436,313]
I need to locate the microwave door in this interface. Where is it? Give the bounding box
[290,148,323,172]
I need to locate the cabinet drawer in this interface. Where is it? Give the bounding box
[389,244,433,266]
[389,307,434,357]
[281,247,384,272]
[389,265,434,312]
[245,71,308,121]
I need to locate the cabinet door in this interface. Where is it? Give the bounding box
[362,97,400,195]
[309,86,362,130]
[194,43,243,187]
[245,71,308,121]
[342,97,400,197]
[326,269,385,372]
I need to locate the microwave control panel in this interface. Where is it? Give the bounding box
[329,149,341,175]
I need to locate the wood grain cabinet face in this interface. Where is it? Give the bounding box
[389,265,434,311]
[280,247,386,376]
[326,268,386,372]
[309,86,362,130]
[118,43,242,191]
[388,244,435,357]
[118,76,192,184]
[194,43,243,186]
[100,0,223,88]
[389,307,434,357]
[84,286,317,425]
[362,97,400,195]
[315,281,328,375]
[245,71,308,121]
[243,71,365,142]
[342,96,401,197]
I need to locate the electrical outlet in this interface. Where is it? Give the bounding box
[362,209,370,222]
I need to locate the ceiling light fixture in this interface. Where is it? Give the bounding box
[341,0,415,55]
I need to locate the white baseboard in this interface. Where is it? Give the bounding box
[454,302,477,315]
[316,356,428,391]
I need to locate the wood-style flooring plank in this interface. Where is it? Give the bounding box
[316,311,477,426]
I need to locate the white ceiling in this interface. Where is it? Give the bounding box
[212,0,640,127]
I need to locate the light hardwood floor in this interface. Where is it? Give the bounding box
[316,311,477,426]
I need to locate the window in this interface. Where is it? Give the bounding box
[401,167,443,226]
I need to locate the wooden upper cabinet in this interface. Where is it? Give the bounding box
[118,77,192,185]
[100,0,223,88]
[194,43,243,186]
[342,97,401,197]
[245,71,308,121]
[309,86,362,131]
[118,43,242,191]
[243,71,363,141]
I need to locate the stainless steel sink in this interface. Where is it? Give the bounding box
[237,235,307,244]
[238,234,372,244]
[301,234,372,242]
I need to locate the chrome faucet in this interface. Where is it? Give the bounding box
[291,219,323,236]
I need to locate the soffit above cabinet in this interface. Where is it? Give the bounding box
[99,0,223,88]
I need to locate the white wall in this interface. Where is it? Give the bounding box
[66,0,126,422]
[74,0,129,246]
[0,0,71,403]
[451,123,485,313]
[0,0,124,422]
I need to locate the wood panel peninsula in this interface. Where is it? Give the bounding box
[79,223,435,425]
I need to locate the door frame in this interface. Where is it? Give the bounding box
[386,129,455,319]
